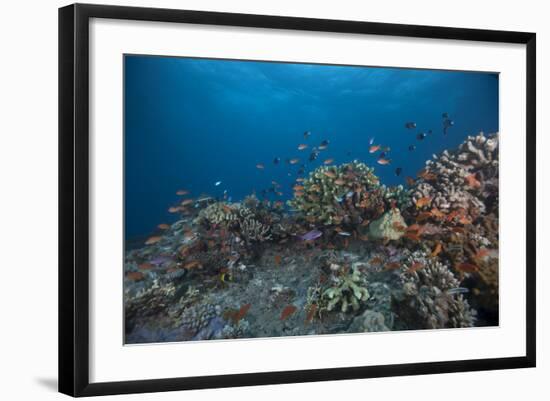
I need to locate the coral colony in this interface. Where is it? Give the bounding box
[124,132,499,343]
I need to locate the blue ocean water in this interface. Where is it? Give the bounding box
[124,55,498,241]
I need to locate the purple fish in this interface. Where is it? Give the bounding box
[298,230,322,241]
[149,255,172,266]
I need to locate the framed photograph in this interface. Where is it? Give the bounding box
[59,3,536,397]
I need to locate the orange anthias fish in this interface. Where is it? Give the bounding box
[256,163,265,169]
[289,158,300,165]
[323,159,334,165]
[157,223,170,230]
[138,262,154,270]
[377,158,392,165]
[404,232,421,241]
[126,271,144,281]
[180,199,194,207]
[475,248,491,260]
[176,190,189,196]
[430,208,445,219]
[369,145,381,153]
[458,215,472,225]
[298,144,308,150]
[280,305,297,321]
[431,242,442,257]
[334,178,346,185]
[370,256,384,265]
[234,303,251,323]
[145,236,162,245]
[456,263,479,273]
[294,191,305,197]
[274,255,282,265]
[406,176,416,186]
[184,260,202,270]
[416,211,432,222]
[415,196,432,209]
[407,262,424,273]
[293,185,305,191]
[417,169,437,181]
[392,222,407,231]
[168,206,180,213]
[323,171,336,178]
[384,262,401,271]
[465,174,481,189]
[305,304,318,323]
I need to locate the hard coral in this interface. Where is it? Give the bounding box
[287,161,383,226]
[410,132,499,217]
[322,266,370,313]
[394,251,477,329]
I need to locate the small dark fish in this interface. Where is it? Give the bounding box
[443,119,454,135]
[405,122,417,129]
[378,152,386,159]
[395,167,402,176]
[442,112,449,119]
[417,132,427,140]
[408,145,416,151]
[304,131,311,139]
[320,139,330,146]
[273,157,281,165]
[309,148,319,162]
[427,129,433,134]
[297,167,305,175]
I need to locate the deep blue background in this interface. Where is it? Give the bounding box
[124,55,498,240]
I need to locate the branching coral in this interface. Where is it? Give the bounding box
[180,302,221,337]
[410,132,498,217]
[394,251,477,329]
[195,201,273,244]
[288,161,384,226]
[322,267,370,313]
[239,217,272,243]
[124,280,177,321]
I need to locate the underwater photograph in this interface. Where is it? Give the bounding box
[123,55,499,344]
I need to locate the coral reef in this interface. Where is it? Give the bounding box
[368,208,407,240]
[124,280,177,321]
[322,266,370,313]
[195,201,273,244]
[180,302,221,337]
[348,310,390,333]
[394,251,476,329]
[287,161,384,226]
[409,132,498,218]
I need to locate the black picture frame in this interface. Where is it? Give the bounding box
[59,3,536,397]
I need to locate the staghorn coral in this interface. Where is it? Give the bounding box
[288,161,384,226]
[410,132,498,217]
[239,216,272,243]
[322,266,370,313]
[368,208,407,240]
[394,251,476,329]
